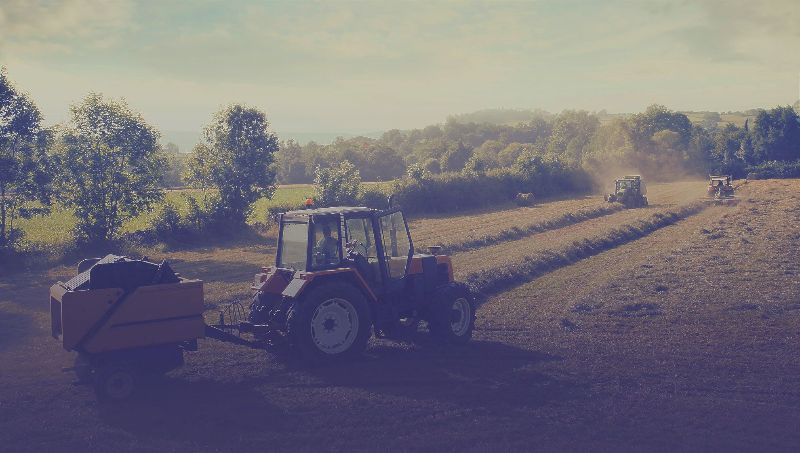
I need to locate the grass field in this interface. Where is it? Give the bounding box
[14,185,314,246]
[15,182,394,247]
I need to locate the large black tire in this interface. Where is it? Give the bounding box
[93,363,137,401]
[427,283,476,344]
[286,282,372,362]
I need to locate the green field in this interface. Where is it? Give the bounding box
[15,185,315,246]
[15,182,393,247]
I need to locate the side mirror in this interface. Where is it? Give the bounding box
[387,194,395,208]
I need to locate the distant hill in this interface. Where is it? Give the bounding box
[447,108,554,125]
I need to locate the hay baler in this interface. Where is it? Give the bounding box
[50,255,205,400]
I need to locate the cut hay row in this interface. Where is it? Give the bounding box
[463,202,708,300]
[439,203,625,254]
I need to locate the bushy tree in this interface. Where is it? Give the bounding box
[313,160,361,206]
[360,144,405,181]
[546,110,599,164]
[187,104,279,226]
[405,163,430,181]
[441,141,472,172]
[750,106,800,163]
[0,68,53,248]
[57,93,163,243]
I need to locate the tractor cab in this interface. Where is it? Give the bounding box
[244,205,471,362]
[275,206,415,292]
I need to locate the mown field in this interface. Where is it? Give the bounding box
[1,179,798,451]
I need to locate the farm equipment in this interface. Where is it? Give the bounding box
[50,255,205,400]
[605,175,648,208]
[212,205,475,361]
[706,175,735,200]
[50,205,475,399]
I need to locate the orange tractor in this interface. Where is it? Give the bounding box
[211,206,476,361]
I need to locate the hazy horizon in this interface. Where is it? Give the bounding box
[2,0,799,143]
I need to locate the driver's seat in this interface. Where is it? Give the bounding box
[348,251,377,286]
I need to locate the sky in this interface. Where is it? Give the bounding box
[1,0,799,143]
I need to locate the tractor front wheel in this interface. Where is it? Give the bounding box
[286,282,372,362]
[428,283,475,344]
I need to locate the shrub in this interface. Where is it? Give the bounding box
[359,188,389,209]
[314,160,361,206]
[745,160,800,179]
[150,202,186,239]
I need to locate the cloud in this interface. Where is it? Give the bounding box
[0,0,134,54]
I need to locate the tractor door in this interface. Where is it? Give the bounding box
[344,216,382,287]
[376,209,414,289]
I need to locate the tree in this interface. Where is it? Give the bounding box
[159,142,188,188]
[276,139,307,183]
[441,141,472,172]
[750,106,800,163]
[57,93,163,243]
[546,110,599,164]
[0,68,52,248]
[186,104,279,226]
[628,105,693,152]
[360,144,406,181]
[314,160,361,206]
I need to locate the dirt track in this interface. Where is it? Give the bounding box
[1,179,798,452]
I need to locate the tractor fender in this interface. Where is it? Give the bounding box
[281,269,379,304]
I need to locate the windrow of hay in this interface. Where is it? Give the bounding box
[441,204,625,254]
[464,202,708,301]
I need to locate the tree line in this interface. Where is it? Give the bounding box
[2,65,800,253]
[273,104,800,185]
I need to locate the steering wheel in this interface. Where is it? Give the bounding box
[346,240,368,257]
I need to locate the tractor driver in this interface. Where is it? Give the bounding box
[316,223,340,264]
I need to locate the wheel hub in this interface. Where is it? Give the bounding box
[311,298,359,354]
[450,297,471,337]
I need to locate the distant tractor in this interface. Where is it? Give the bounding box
[707,175,735,199]
[605,175,648,208]
[224,205,476,362]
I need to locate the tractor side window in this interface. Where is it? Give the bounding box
[312,220,341,267]
[278,222,308,270]
[379,211,411,279]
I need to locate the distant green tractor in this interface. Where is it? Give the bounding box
[605,175,648,208]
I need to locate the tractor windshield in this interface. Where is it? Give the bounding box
[278,221,308,270]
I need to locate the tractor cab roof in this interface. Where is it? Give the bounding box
[282,206,377,221]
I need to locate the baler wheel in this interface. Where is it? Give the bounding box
[94,364,137,401]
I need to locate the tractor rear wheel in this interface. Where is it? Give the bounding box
[286,282,372,362]
[428,283,475,344]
